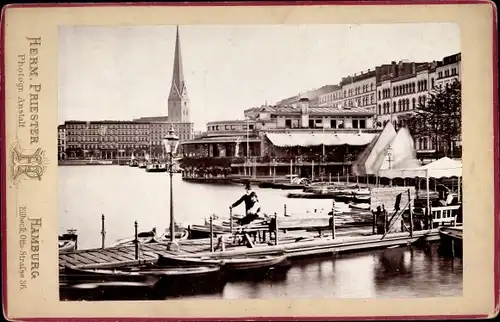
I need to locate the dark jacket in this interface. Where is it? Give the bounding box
[231,194,255,213]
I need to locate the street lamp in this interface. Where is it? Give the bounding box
[387,146,394,169]
[163,125,180,251]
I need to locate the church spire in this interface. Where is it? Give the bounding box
[168,25,190,123]
[169,25,187,99]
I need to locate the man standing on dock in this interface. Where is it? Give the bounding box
[230,182,253,215]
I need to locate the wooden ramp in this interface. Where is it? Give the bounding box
[439,226,463,240]
[59,229,440,270]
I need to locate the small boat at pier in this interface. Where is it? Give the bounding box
[106,228,158,248]
[128,159,139,167]
[157,253,290,276]
[138,160,147,168]
[59,229,78,252]
[146,160,168,173]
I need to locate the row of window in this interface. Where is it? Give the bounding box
[65,124,149,130]
[378,96,428,115]
[342,94,375,108]
[378,80,433,101]
[318,83,376,104]
[67,136,150,142]
[208,124,255,131]
[437,67,458,79]
[345,83,375,98]
[283,118,368,129]
[67,144,150,149]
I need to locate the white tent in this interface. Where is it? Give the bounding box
[378,157,463,213]
[378,157,462,179]
[419,157,462,178]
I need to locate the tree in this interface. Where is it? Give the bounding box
[407,79,461,158]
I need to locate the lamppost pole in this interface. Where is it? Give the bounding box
[169,149,174,243]
[163,125,179,251]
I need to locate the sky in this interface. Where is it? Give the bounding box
[59,23,460,131]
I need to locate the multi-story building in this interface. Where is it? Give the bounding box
[181,97,378,177]
[58,125,66,160]
[60,119,194,160]
[376,62,433,127]
[434,53,461,89]
[133,116,194,142]
[63,120,150,159]
[318,85,342,107]
[374,54,461,156]
[339,69,377,112]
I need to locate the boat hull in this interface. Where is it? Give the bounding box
[157,253,291,278]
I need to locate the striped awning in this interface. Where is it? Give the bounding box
[266,132,376,147]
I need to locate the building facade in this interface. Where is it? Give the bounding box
[58,125,66,160]
[339,70,377,111]
[434,53,461,89]
[373,54,461,155]
[318,85,342,108]
[60,119,194,160]
[181,97,377,158]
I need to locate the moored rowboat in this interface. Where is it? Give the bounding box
[157,253,290,273]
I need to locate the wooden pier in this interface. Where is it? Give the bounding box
[59,228,441,270]
[438,226,463,258]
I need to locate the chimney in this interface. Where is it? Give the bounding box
[299,97,310,128]
[412,62,416,74]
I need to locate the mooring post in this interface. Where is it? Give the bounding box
[229,207,233,234]
[372,211,376,235]
[275,214,279,246]
[210,215,214,252]
[329,173,331,183]
[331,212,336,239]
[408,189,413,236]
[101,214,106,249]
[134,221,139,260]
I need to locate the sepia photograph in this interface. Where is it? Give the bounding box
[57,23,464,301]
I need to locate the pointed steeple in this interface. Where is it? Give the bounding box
[169,25,187,99]
[168,25,190,123]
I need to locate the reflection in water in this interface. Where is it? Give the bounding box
[60,166,462,300]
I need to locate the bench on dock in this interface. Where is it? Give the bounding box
[223,216,334,249]
[430,205,460,228]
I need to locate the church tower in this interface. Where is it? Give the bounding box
[168,26,190,122]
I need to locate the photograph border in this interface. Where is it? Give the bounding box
[1,0,498,320]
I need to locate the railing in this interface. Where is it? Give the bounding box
[430,205,460,228]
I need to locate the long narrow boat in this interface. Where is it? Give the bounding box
[157,253,290,273]
[61,266,161,284]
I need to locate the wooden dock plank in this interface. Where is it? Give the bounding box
[106,249,136,261]
[68,253,96,265]
[59,254,82,267]
[101,250,132,262]
[77,252,106,264]
[90,251,121,263]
